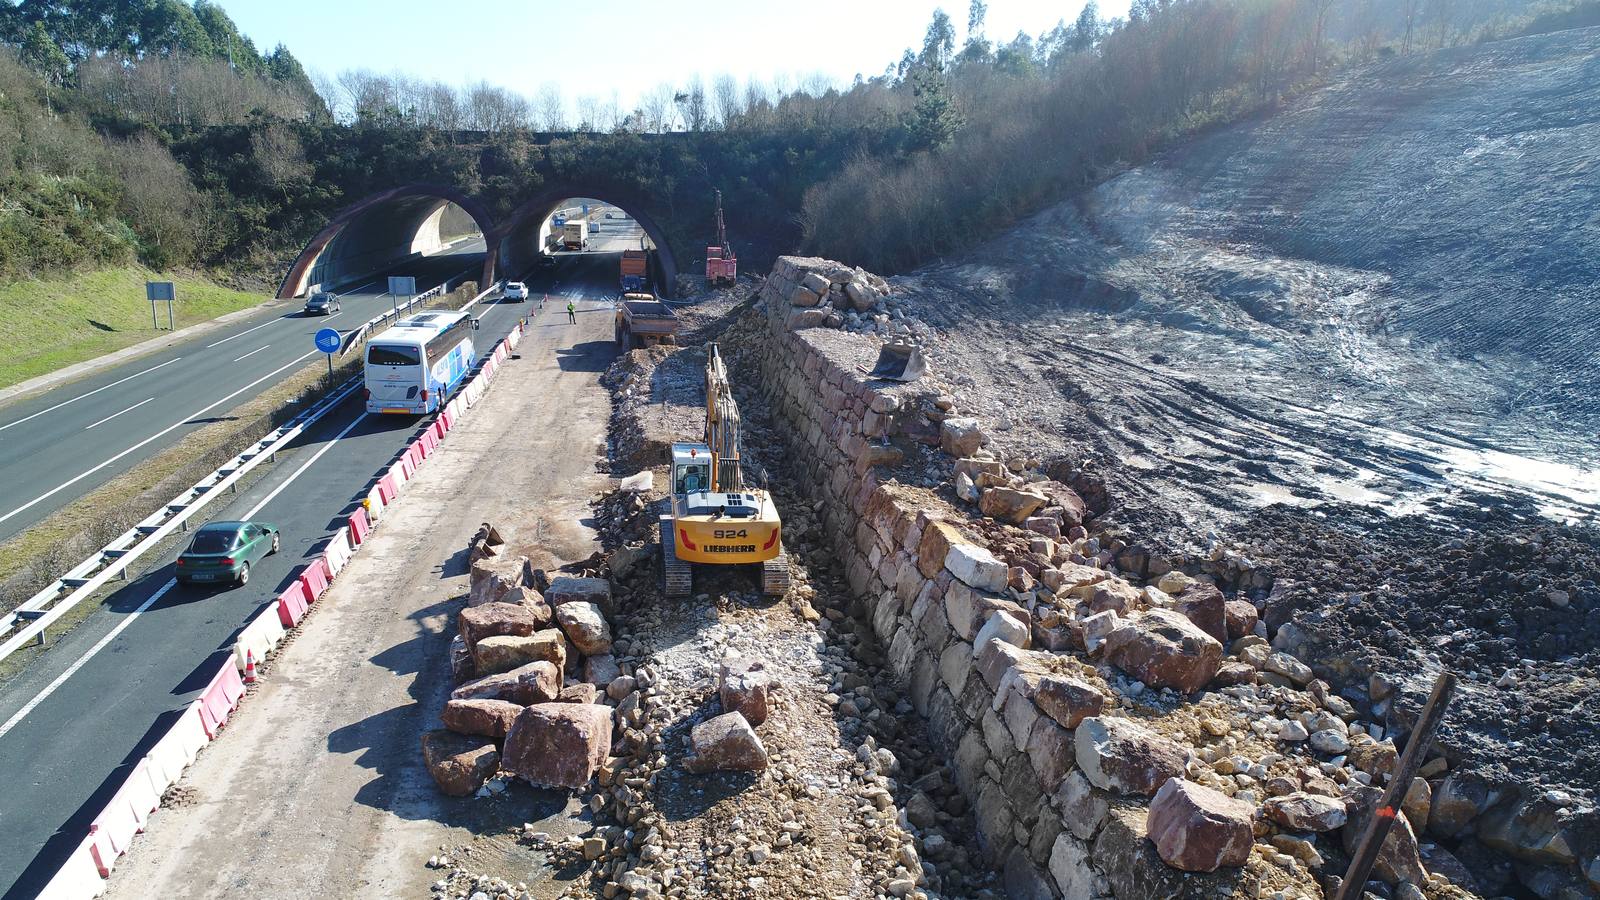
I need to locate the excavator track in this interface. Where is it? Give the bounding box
[660,516,693,598]
[761,548,792,597]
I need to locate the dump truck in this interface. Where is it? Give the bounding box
[562,221,587,250]
[614,292,679,349]
[705,189,737,287]
[660,344,788,597]
[620,249,649,292]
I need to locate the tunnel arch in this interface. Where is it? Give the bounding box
[494,188,680,299]
[276,184,497,299]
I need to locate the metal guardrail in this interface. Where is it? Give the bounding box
[0,378,365,664]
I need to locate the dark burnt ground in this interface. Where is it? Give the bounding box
[1236,498,1600,802]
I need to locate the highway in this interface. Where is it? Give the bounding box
[0,245,632,899]
[0,240,486,544]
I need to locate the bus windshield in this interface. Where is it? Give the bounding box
[367,344,421,366]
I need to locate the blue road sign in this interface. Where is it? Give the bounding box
[314,327,341,354]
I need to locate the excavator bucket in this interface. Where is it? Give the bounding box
[867,342,928,382]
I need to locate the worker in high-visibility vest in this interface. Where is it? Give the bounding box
[566,300,576,324]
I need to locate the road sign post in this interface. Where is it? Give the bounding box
[388,276,416,316]
[147,281,176,330]
[314,327,341,377]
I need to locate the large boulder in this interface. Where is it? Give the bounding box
[1010,669,1106,730]
[554,601,613,656]
[1146,778,1255,872]
[684,712,769,774]
[473,629,566,677]
[1263,791,1348,832]
[945,542,1008,592]
[441,698,523,740]
[501,703,613,789]
[718,658,774,726]
[1075,717,1186,796]
[459,602,546,653]
[451,660,560,705]
[978,487,1047,525]
[546,576,614,616]
[421,729,499,797]
[1103,609,1222,693]
[1174,583,1228,645]
[468,555,528,607]
[940,418,985,457]
[1223,599,1259,640]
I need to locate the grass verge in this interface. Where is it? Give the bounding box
[0,266,272,389]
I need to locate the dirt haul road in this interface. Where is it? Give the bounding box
[103,295,616,898]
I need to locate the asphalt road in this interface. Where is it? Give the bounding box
[0,240,486,545]
[0,249,625,899]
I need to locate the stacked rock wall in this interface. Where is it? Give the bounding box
[747,257,1251,899]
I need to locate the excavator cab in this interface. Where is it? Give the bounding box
[671,443,713,495]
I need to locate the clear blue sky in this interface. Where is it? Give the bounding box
[219,0,1128,110]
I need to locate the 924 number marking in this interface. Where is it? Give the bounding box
[713,529,749,539]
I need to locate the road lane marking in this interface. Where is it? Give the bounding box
[0,358,182,433]
[0,410,370,741]
[84,397,155,430]
[205,317,280,349]
[0,351,318,527]
[232,344,272,363]
[0,581,176,740]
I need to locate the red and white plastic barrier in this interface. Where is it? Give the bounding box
[347,508,370,546]
[196,660,245,739]
[36,835,104,899]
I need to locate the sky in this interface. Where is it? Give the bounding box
[219,0,1130,111]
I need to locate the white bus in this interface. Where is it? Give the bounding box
[363,311,477,415]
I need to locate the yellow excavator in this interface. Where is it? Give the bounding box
[660,344,789,597]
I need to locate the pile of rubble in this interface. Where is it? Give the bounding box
[419,523,622,800]
[760,257,924,340]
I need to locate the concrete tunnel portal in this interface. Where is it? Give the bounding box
[277,185,497,300]
[279,183,681,301]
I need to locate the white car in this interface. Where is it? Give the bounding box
[504,282,528,301]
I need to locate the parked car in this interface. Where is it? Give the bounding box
[504,281,529,301]
[176,520,279,587]
[304,291,341,315]
[536,255,557,270]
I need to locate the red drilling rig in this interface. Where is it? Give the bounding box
[705,190,737,288]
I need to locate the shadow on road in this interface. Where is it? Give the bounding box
[555,341,615,374]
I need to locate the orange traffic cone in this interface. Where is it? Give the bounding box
[243,649,259,684]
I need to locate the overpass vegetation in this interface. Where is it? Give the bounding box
[2,0,1596,287]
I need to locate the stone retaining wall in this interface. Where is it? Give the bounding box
[746,257,1262,899]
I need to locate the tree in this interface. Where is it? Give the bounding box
[20,19,70,84]
[1306,0,1337,73]
[994,30,1037,76]
[1401,0,1424,52]
[958,0,991,64]
[676,74,709,131]
[919,8,956,71]
[1070,2,1101,54]
[905,66,962,151]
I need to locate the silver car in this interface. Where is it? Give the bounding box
[304,292,341,315]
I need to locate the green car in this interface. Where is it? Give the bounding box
[175,520,280,587]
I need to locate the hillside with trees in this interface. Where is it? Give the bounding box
[1,0,1596,286]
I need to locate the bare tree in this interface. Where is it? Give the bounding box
[639,83,676,132]
[1305,0,1337,73]
[1401,0,1424,52]
[536,82,565,130]
[575,95,601,132]
[711,73,741,126]
[676,75,709,131]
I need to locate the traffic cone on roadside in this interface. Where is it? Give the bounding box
[243,649,259,684]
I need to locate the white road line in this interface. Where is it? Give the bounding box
[0,351,318,527]
[232,344,272,363]
[0,358,182,433]
[0,410,370,741]
[205,317,280,349]
[84,397,155,430]
[0,581,175,740]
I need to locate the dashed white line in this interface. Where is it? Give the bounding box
[205,317,280,349]
[84,397,155,430]
[0,358,182,433]
[0,410,370,741]
[0,351,318,527]
[232,344,272,363]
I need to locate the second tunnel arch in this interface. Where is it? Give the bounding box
[493,189,681,299]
